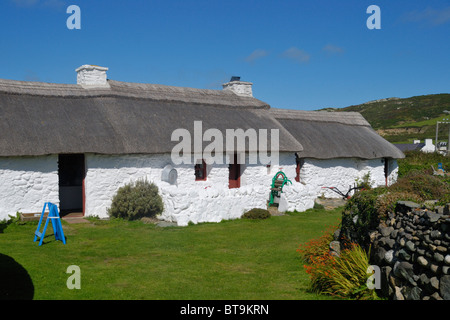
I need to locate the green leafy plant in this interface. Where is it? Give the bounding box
[107,179,164,220]
[355,172,373,190]
[340,188,387,249]
[8,212,26,225]
[313,202,325,210]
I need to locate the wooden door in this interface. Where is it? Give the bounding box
[229,154,241,189]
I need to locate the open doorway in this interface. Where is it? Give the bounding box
[58,154,85,216]
[228,154,241,189]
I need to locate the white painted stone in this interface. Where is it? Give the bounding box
[222,80,253,97]
[0,151,399,224]
[83,153,398,224]
[0,155,59,220]
[76,65,110,88]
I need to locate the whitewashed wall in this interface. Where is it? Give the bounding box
[386,158,399,186]
[278,157,398,213]
[84,153,397,225]
[0,152,399,224]
[0,155,59,220]
[84,153,281,226]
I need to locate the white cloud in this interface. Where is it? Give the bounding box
[11,0,67,8]
[281,47,310,64]
[402,6,450,26]
[11,0,38,6]
[43,0,67,9]
[322,44,344,55]
[244,49,269,63]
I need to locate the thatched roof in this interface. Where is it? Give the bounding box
[0,79,301,157]
[0,77,403,160]
[270,109,405,159]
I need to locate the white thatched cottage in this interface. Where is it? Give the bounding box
[0,65,404,225]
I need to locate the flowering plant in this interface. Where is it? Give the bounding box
[298,227,378,300]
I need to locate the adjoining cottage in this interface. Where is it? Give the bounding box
[269,109,404,212]
[0,65,404,225]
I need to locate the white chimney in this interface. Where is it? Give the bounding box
[76,65,110,88]
[222,76,253,97]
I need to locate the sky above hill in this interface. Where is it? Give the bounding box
[1,0,449,110]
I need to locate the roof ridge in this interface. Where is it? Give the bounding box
[0,78,269,108]
[269,108,371,126]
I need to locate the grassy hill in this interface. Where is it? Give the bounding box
[321,94,450,144]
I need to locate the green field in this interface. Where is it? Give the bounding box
[1,208,342,300]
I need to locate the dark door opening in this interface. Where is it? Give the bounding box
[384,158,389,187]
[58,154,85,216]
[228,154,241,189]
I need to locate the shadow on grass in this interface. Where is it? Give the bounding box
[0,253,34,300]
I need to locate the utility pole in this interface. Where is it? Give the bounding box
[448,125,450,156]
[436,121,439,152]
[444,111,450,156]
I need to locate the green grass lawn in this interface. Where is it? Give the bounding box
[1,208,342,300]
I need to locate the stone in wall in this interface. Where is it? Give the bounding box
[369,201,450,300]
[0,156,59,220]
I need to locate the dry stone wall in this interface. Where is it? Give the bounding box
[370,201,450,300]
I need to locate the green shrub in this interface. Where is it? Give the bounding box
[108,179,164,220]
[242,208,271,220]
[355,172,373,190]
[375,191,423,217]
[390,171,449,201]
[313,202,325,210]
[340,188,387,249]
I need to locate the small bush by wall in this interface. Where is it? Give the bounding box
[242,208,271,220]
[108,179,164,220]
[340,188,386,249]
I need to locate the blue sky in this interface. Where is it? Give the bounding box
[1,0,449,110]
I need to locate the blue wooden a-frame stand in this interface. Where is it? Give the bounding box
[34,202,66,246]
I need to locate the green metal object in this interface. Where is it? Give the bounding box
[269,171,292,206]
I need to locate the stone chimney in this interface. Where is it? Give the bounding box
[76,65,110,88]
[222,76,253,97]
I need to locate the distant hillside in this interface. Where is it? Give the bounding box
[321,94,450,144]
